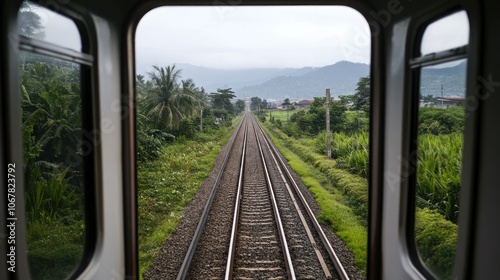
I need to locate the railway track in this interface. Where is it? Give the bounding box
[178,113,349,280]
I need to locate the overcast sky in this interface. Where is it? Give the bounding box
[135,6,371,74]
[29,4,468,73]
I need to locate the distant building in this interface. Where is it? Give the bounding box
[297,99,313,109]
[436,97,465,108]
[419,96,465,108]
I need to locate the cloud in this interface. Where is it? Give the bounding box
[135,6,371,73]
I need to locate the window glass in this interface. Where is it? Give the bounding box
[17,1,81,52]
[135,6,371,277]
[414,11,469,279]
[20,51,86,279]
[420,11,469,56]
[18,3,87,278]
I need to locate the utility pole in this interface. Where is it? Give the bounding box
[326,89,331,159]
[441,83,444,107]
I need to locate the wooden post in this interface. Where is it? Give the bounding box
[199,108,203,132]
[326,89,331,159]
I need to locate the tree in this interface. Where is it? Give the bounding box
[21,62,82,170]
[352,76,370,115]
[235,99,245,113]
[17,2,45,39]
[250,96,262,111]
[209,88,236,126]
[282,98,291,121]
[288,96,347,136]
[181,78,206,133]
[144,65,197,131]
[209,88,236,113]
[17,2,46,70]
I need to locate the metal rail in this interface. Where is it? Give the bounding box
[178,113,349,279]
[252,119,297,280]
[176,114,247,280]
[224,122,248,280]
[254,117,351,280]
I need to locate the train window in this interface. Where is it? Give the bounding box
[410,11,469,280]
[420,11,469,56]
[17,1,93,279]
[17,1,81,52]
[135,6,370,278]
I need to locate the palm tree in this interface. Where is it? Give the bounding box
[209,88,236,113]
[194,87,210,132]
[144,65,197,131]
[181,78,210,132]
[209,88,236,126]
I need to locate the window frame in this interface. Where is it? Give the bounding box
[405,7,475,280]
[15,2,99,279]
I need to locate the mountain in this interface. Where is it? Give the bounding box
[234,61,467,100]
[235,61,370,100]
[171,63,315,93]
[420,61,467,97]
[149,61,466,101]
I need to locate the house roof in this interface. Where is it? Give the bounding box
[439,97,465,101]
[298,99,313,105]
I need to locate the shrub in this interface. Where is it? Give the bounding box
[175,117,197,138]
[415,208,457,280]
[137,128,175,162]
[419,107,464,135]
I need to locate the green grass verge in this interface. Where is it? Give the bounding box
[138,122,239,279]
[268,109,300,122]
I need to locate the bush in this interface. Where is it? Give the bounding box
[415,208,457,280]
[137,128,175,162]
[275,118,282,127]
[419,107,464,135]
[175,117,196,138]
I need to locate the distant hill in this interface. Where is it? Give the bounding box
[420,61,467,97]
[152,61,466,101]
[236,61,370,100]
[171,63,315,93]
[235,61,467,100]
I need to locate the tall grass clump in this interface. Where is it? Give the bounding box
[416,133,463,223]
[315,131,369,178]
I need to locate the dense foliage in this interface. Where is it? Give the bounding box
[136,65,245,162]
[419,106,464,135]
[20,56,86,279]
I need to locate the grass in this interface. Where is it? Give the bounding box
[138,120,239,279]
[26,216,85,280]
[416,133,462,222]
[268,109,301,122]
